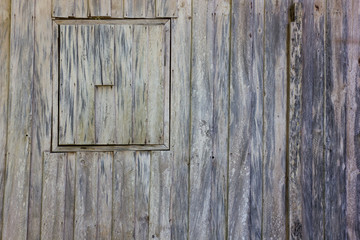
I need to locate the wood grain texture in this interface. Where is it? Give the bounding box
[0,0,10,237]
[2,0,34,239]
[288,3,303,239]
[263,0,288,238]
[112,0,124,18]
[41,153,67,240]
[52,0,75,17]
[64,153,76,240]
[228,0,264,239]
[74,0,88,18]
[189,0,230,239]
[345,1,360,239]
[28,0,53,238]
[113,151,136,240]
[325,0,348,239]
[124,0,155,18]
[89,0,111,17]
[156,0,178,17]
[300,0,326,239]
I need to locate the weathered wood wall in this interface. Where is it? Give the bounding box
[0,0,359,239]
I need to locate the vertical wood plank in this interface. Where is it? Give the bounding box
[325,0,348,239]
[97,152,113,240]
[229,0,264,239]
[112,0,124,18]
[114,25,133,144]
[135,152,151,240]
[52,0,75,17]
[147,25,165,145]
[64,153,76,240]
[112,151,136,240]
[288,3,303,239]
[132,25,148,144]
[124,0,155,18]
[28,0,53,237]
[263,0,288,238]
[346,0,360,238]
[59,25,77,145]
[41,153,67,240]
[190,0,230,239]
[89,0,111,17]
[300,0,326,239]
[2,0,35,238]
[74,152,98,239]
[156,0,178,17]
[0,0,10,236]
[76,25,96,144]
[95,87,116,144]
[74,0,88,18]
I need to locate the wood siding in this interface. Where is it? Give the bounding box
[0,0,359,239]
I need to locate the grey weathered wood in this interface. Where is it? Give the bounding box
[0,0,10,237]
[156,0,177,17]
[114,25,133,145]
[28,1,53,238]
[97,152,113,240]
[64,153,76,240]
[300,0,326,239]
[113,151,136,240]
[112,0,124,18]
[74,0,88,18]
[263,0,288,238]
[345,1,360,239]
[52,0,75,17]
[59,25,77,145]
[288,3,303,239]
[228,0,264,239]
[147,25,165,145]
[124,0,155,18]
[325,0,348,239]
[89,0,111,17]
[189,1,230,239]
[95,86,116,144]
[74,152,98,239]
[41,153,67,240]
[2,0,34,239]
[132,25,148,144]
[135,152,151,239]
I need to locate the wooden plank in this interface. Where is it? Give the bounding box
[59,25,77,145]
[52,0,75,17]
[89,0,111,17]
[132,25,148,144]
[97,152,113,240]
[263,0,288,238]
[74,152,98,239]
[300,0,326,239]
[0,0,10,237]
[228,0,264,239]
[112,151,136,240]
[146,25,165,145]
[189,0,230,239]
[346,1,360,239]
[162,21,171,148]
[2,0,35,238]
[149,152,171,240]
[41,153,67,240]
[28,0,53,237]
[288,3,303,239]
[75,25,96,144]
[95,25,115,86]
[114,25,133,144]
[166,1,191,238]
[124,0,155,18]
[64,153,76,240]
[74,0,88,18]
[134,152,151,239]
[325,0,347,239]
[156,0,177,17]
[112,0,124,18]
[95,87,116,144]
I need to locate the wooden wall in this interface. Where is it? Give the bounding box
[0,0,359,239]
